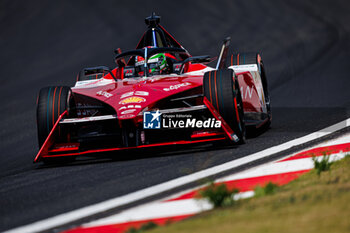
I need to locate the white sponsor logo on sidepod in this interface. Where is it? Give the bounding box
[96,90,113,98]
[118,105,142,110]
[163,82,191,91]
[118,114,135,119]
[74,79,114,88]
[121,91,149,99]
[121,109,137,114]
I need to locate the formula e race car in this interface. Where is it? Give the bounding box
[34,13,271,163]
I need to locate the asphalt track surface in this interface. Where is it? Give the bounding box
[0,0,350,231]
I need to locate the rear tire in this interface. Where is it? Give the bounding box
[203,69,246,144]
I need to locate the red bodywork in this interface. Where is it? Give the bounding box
[34,66,265,162]
[74,69,205,122]
[34,21,268,163]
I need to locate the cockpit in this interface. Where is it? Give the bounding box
[114,13,193,78]
[79,13,211,81]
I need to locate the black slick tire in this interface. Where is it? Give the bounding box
[36,86,75,164]
[203,69,246,144]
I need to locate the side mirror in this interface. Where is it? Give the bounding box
[84,66,117,81]
[179,55,211,74]
[84,66,110,75]
[182,55,211,64]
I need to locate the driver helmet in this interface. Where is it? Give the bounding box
[135,53,169,76]
[148,53,169,75]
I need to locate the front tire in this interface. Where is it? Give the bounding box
[203,69,246,144]
[36,86,74,148]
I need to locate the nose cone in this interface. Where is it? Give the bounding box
[110,75,200,119]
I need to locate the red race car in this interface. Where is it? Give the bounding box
[34,13,271,163]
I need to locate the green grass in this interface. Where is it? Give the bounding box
[147,154,350,233]
[254,182,279,197]
[126,222,158,233]
[199,182,239,207]
[313,153,333,176]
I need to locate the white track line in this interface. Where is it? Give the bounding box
[82,152,347,228]
[158,135,350,205]
[5,118,350,233]
[83,199,212,227]
[82,190,255,228]
[219,152,347,182]
[303,132,350,149]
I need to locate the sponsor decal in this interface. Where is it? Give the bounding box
[119,96,146,105]
[53,143,79,149]
[240,86,254,99]
[143,112,221,129]
[118,114,135,119]
[135,91,149,96]
[163,82,191,91]
[231,64,258,72]
[77,103,96,116]
[173,64,182,72]
[120,92,134,99]
[163,117,221,128]
[149,76,162,82]
[74,79,114,89]
[121,109,137,114]
[75,80,99,87]
[62,115,116,123]
[135,60,145,66]
[128,105,141,108]
[143,110,162,129]
[124,69,134,77]
[120,91,149,99]
[96,90,113,98]
[118,105,142,111]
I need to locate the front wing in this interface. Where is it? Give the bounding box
[34,103,234,163]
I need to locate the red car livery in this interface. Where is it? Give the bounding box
[34,13,271,163]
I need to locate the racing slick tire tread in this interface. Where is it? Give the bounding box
[203,69,246,144]
[36,86,76,163]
